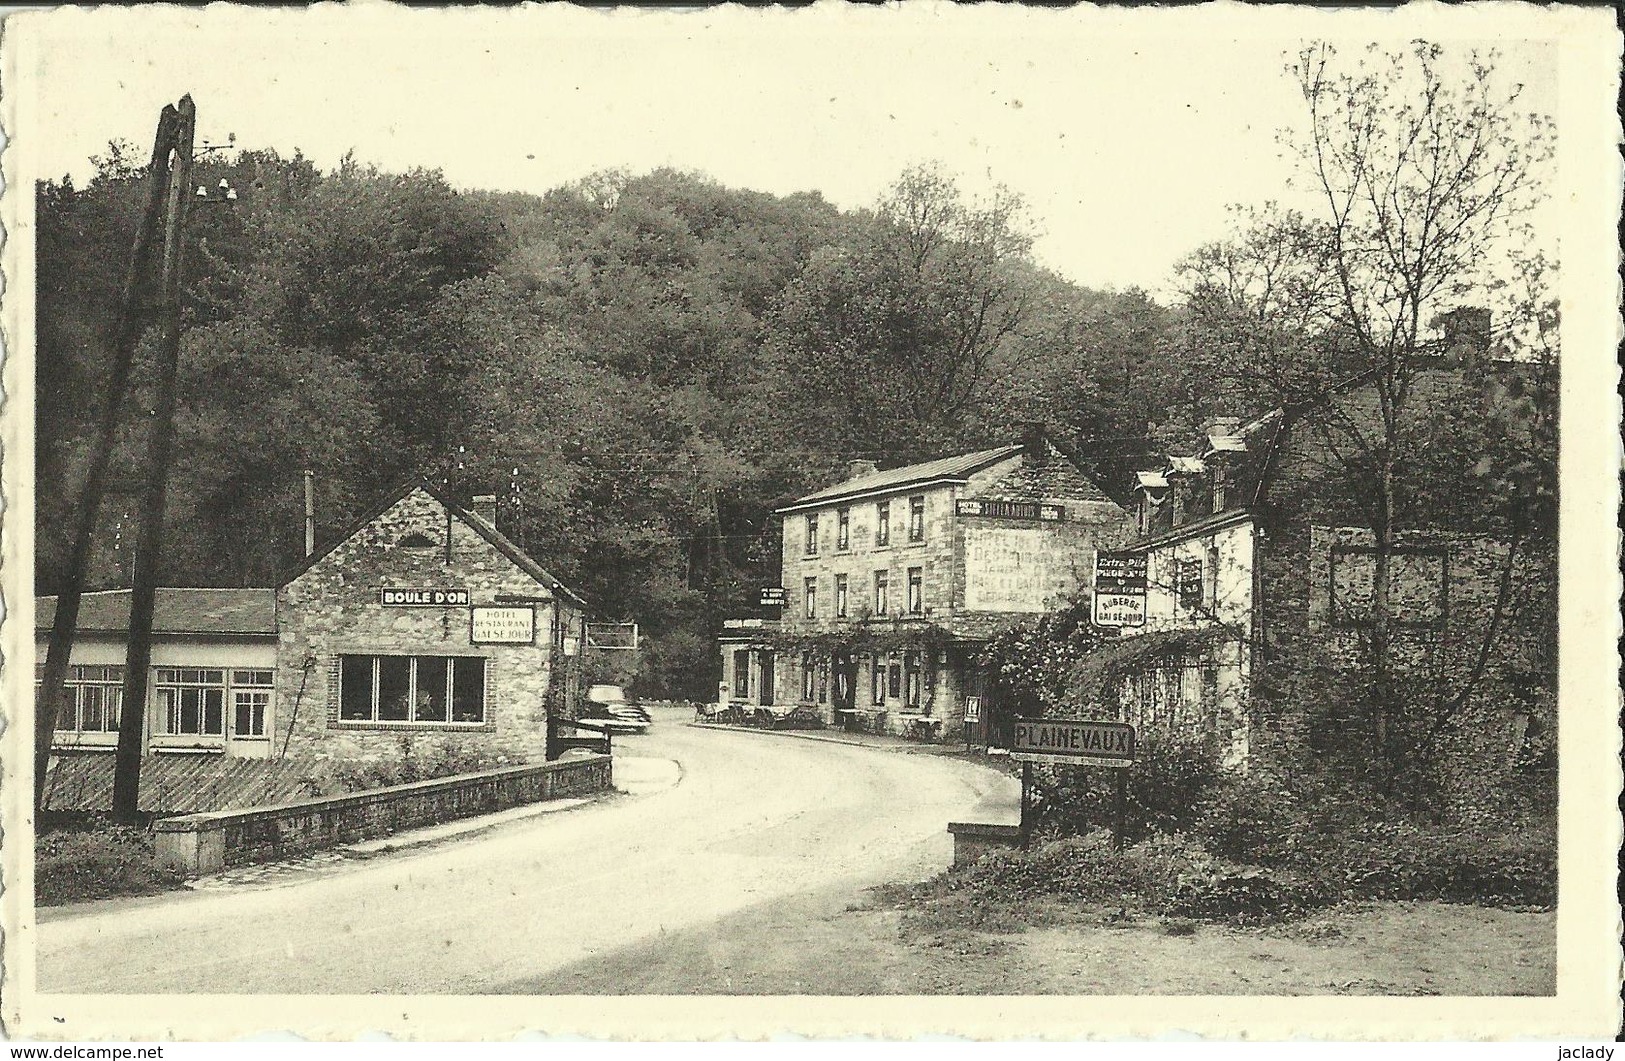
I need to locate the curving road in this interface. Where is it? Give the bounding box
[34,705,1015,994]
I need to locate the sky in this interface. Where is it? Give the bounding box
[11,3,1562,298]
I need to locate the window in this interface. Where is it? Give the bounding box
[907,567,924,614]
[874,570,889,616]
[817,660,829,703]
[871,655,887,705]
[835,574,848,618]
[836,508,850,551]
[339,655,486,724]
[50,665,124,734]
[732,651,750,699]
[875,501,891,547]
[155,668,226,736]
[908,495,926,542]
[905,652,922,710]
[802,652,816,701]
[1330,546,1447,627]
[804,576,818,620]
[888,660,902,699]
[1176,558,1204,610]
[805,514,819,556]
[232,669,273,738]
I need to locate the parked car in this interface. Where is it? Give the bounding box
[583,684,652,731]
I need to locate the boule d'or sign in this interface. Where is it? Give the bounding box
[379,587,470,607]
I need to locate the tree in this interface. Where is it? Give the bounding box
[1282,41,1555,792]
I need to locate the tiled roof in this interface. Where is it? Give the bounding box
[40,753,318,814]
[35,588,278,637]
[778,446,1022,512]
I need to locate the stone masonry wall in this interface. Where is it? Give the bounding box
[278,488,565,763]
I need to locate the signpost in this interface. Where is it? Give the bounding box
[962,696,982,752]
[1011,717,1138,850]
[1092,551,1148,628]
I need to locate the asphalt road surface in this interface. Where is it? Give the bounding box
[34,705,1015,994]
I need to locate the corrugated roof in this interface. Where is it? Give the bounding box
[778,446,1022,512]
[1136,470,1169,490]
[35,588,278,637]
[40,753,318,814]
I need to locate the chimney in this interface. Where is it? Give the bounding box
[1021,421,1049,467]
[470,494,498,528]
[846,459,878,481]
[1437,307,1493,360]
[1202,416,1241,439]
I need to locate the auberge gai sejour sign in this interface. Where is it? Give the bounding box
[1011,718,1137,768]
[1092,550,1148,627]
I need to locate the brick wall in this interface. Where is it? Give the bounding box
[278,488,575,763]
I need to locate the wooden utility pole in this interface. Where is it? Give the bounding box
[112,95,196,823]
[35,104,181,815]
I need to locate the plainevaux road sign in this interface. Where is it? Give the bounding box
[1011,718,1136,767]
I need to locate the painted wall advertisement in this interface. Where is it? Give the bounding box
[1092,551,1147,627]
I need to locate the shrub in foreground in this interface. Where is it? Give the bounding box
[36,822,180,906]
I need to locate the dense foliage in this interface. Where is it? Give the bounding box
[39,158,1234,699]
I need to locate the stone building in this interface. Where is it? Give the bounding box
[1097,359,1555,799]
[721,427,1134,739]
[37,480,588,767]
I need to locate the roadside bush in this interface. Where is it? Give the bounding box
[1169,868,1336,925]
[299,739,512,796]
[1039,730,1225,843]
[36,821,179,906]
[1305,823,1555,907]
[1194,771,1309,866]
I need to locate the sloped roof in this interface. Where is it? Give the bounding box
[966,441,1115,505]
[777,446,1022,512]
[40,753,318,814]
[280,479,587,608]
[35,588,278,638]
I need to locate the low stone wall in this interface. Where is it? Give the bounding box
[154,755,611,877]
[946,821,1022,868]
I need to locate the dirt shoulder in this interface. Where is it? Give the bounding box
[522,883,1554,996]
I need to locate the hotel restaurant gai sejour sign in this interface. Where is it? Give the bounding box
[1011,718,1137,768]
[379,587,470,607]
[1092,550,1148,627]
[470,606,537,644]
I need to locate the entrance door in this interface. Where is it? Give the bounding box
[758,651,775,707]
[832,653,857,730]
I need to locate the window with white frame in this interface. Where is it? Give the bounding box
[874,570,889,616]
[801,651,816,701]
[907,567,924,614]
[875,500,891,547]
[836,508,850,551]
[805,514,820,555]
[232,669,274,738]
[871,655,887,705]
[905,652,922,710]
[835,573,848,618]
[908,495,926,542]
[339,655,486,724]
[155,668,227,736]
[804,576,818,620]
[49,665,124,735]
